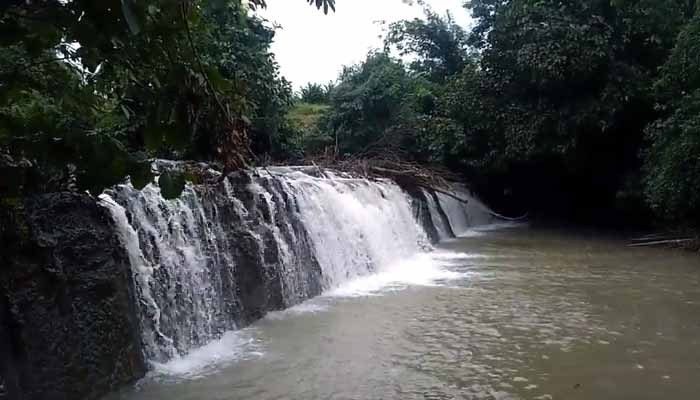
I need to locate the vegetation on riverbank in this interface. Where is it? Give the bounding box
[2,0,699,230]
[290,1,700,228]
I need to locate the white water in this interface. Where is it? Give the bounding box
[434,188,496,236]
[278,173,431,288]
[422,189,453,240]
[325,253,466,297]
[101,184,238,362]
[98,194,179,359]
[100,166,497,372]
[144,251,477,380]
[148,329,263,380]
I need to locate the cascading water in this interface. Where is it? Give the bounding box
[432,187,496,236]
[421,189,455,241]
[279,169,431,287]
[99,165,499,367]
[100,171,325,363]
[101,166,467,364]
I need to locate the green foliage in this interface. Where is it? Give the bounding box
[644,17,700,225]
[4,0,699,227]
[250,0,336,14]
[443,0,698,222]
[298,83,334,104]
[0,44,147,195]
[308,0,336,14]
[315,1,700,226]
[644,91,700,225]
[288,103,331,131]
[437,64,501,170]
[386,8,469,82]
[0,0,330,198]
[654,15,700,107]
[304,11,474,166]
[324,52,416,155]
[283,102,333,157]
[463,0,688,162]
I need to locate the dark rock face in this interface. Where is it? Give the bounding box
[203,173,323,325]
[400,185,442,244]
[106,170,324,362]
[0,193,145,400]
[427,190,456,239]
[398,183,457,243]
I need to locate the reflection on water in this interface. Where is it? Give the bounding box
[109,226,700,400]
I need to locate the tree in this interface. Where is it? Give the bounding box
[299,83,334,104]
[386,8,469,83]
[384,7,491,168]
[0,0,334,198]
[643,16,700,225]
[457,0,694,221]
[324,52,415,155]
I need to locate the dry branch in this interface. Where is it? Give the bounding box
[628,238,697,247]
[303,151,468,203]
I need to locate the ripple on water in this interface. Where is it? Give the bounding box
[115,227,700,400]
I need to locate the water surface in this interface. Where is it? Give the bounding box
[110,226,700,400]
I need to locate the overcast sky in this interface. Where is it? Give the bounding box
[259,0,472,89]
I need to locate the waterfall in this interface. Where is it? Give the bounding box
[431,188,496,236]
[100,167,439,363]
[422,189,454,241]
[100,166,498,365]
[279,169,431,287]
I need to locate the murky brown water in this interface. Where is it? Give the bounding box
[110,226,700,400]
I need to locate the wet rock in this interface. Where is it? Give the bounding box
[232,229,281,322]
[0,193,145,400]
[399,184,441,244]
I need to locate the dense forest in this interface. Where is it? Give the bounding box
[2,0,699,229]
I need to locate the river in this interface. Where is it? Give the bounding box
[107,224,700,400]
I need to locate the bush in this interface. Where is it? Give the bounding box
[644,17,700,225]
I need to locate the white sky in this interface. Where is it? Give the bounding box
[259,0,472,89]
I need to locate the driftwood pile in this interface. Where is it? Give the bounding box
[308,153,471,204]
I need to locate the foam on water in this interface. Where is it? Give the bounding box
[430,251,493,260]
[135,249,506,380]
[458,230,488,238]
[457,222,524,238]
[471,221,524,232]
[264,301,330,320]
[148,329,263,380]
[326,252,469,298]
[145,253,474,380]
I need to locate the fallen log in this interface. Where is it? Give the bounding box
[628,238,696,247]
[631,234,680,242]
[486,209,529,222]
